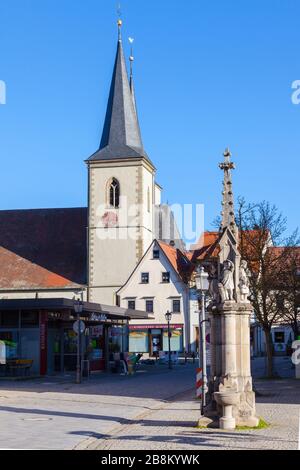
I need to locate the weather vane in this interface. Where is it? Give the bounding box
[117,2,122,19]
[117,2,122,38]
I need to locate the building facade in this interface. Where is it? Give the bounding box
[117,240,192,355]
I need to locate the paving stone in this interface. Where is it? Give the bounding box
[0,359,299,450]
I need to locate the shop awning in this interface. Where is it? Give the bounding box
[0,298,152,321]
[129,324,183,329]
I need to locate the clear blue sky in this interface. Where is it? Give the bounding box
[1,0,299,238]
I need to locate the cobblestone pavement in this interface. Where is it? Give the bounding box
[82,378,300,451]
[251,355,295,379]
[0,363,196,449]
[0,358,299,450]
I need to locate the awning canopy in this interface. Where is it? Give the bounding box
[0,298,152,321]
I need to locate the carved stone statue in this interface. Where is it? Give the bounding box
[219,259,234,302]
[208,264,220,303]
[239,260,250,302]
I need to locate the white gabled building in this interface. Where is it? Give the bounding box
[117,240,193,356]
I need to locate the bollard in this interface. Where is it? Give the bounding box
[196,367,203,398]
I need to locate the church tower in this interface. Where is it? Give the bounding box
[86,20,156,304]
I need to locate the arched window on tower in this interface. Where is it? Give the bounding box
[108,178,120,208]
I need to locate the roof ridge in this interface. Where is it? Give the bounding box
[0,207,87,213]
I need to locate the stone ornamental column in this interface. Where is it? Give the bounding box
[239,310,252,379]
[222,309,237,378]
[210,149,259,428]
[214,313,222,386]
[208,313,216,379]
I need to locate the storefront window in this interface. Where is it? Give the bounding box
[0,331,19,359]
[87,325,104,360]
[109,325,124,353]
[129,330,149,352]
[88,337,103,359]
[163,328,183,352]
[20,329,39,370]
[0,311,39,373]
[64,330,77,353]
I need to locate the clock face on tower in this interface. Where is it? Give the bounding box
[101,211,118,228]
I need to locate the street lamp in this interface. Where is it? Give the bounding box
[74,299,83,384]
[194,266,209,416]
[165,310,173,370]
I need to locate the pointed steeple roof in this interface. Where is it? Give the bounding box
[219,148,238,239]
[87,31,150,162]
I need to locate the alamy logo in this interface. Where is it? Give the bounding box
[291,80,300,105]
[94,198,204,244]
[0,80,6,104]
[291,340,300,365]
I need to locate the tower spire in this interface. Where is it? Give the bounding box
[219,148,237,236]
[87,18,151,163]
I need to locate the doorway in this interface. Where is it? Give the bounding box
[149,329,162,357]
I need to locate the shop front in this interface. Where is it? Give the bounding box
[0,298,148,377]
[128,324,184,355]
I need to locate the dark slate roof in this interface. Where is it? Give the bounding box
[87,39,151,163]
[0,208,87,289]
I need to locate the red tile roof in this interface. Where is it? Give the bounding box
[188,231,221,263]
[0,208,87,290]
[158,241,193,282]
[189,230,272,265]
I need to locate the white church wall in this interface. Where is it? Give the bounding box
[88,158,155,305]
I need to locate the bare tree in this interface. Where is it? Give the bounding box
[276,242,300,340]
[237,200,299,377]
[210,199,299,376]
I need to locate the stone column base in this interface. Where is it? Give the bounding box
[220,416,236,430]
